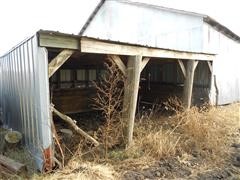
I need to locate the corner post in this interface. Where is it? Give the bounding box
[123,55,142,146]
[183,60,199,109]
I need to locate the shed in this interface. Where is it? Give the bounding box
[0,0,239,171]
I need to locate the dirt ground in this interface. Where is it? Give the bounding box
[0,103,239,180]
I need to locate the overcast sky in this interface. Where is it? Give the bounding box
[0,0,239,55]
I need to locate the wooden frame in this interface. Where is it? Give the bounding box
[38,31,215,61]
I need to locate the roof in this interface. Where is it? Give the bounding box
[80,0,240,43]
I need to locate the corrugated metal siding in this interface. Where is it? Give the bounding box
[82,0,204,53]
[204,23,240,105]
[0,35,52,170]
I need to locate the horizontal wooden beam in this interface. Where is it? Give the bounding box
[38,31,80,50]
[81,37,215,61]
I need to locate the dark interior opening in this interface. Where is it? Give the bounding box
[48,49,211,115]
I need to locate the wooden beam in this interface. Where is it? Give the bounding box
[141,57,150,72]
[48,50,74,78]
[38,31,80,50]
[81,37,215,61]
[183,60,199,109]
[207,61,213,73]
[122,55,142,146]
[108,55,126,76]
[0,155,25,173]
[177,59,186,78]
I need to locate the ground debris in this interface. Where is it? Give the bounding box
[123,157,192,179]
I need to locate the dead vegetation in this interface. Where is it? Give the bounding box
[31,101,239,180]
[92,57,125,158]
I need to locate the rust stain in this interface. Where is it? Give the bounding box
[43,147,53,172]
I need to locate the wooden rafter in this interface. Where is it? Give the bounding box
[48,50,74,78]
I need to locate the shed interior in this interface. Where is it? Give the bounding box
[48,49,211,114]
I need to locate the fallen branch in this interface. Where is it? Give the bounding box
[51,105,99,146]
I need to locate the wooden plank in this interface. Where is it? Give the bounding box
[48,50,74,78]
[81,37,215,61]
[38,31,80,50]
[141,57,150,72]
[122,55,142,146]
[207,61,213,73]
[0,155,25,173]
[108,55,126,76]
[183,60,199,109]
[177,59,186,78]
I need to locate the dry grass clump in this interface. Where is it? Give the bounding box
[33,161,118,180]
[123,98,240,167]
[140,128,180,159]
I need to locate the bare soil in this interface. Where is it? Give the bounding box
[123,128,240,180]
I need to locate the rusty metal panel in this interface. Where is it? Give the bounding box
[0,35,53,171]
[82,0,204,53]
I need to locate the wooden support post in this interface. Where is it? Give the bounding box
[48,49,74,78]
[177,59,186,78]
[183,60,199,109]
[123,55,142,146]
[108,55,126,76]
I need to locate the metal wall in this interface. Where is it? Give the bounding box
[203,23,240,105]
[0,35,52,170]
[82,0,204,53]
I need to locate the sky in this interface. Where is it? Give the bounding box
[0,0,239,55]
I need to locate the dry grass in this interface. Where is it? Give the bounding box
[113,100,240,171]
[33,161,118,180]
[6,100,238,179]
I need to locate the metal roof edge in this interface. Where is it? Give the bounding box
[203,16,240,43]
[0,34,36,58]
[79,0,106,36]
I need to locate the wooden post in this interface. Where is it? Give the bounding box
[183,60,199,109]
[122,55,142,146]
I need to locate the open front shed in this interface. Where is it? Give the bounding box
[0,0,239,171]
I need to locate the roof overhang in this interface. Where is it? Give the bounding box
[38,30,215,61]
